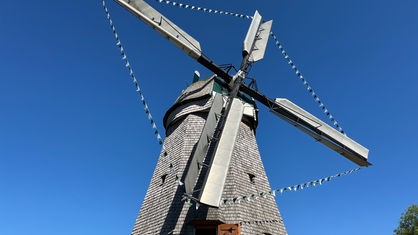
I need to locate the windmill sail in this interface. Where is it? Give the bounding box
[243,11,272,63]
[184,93,224,195]
[238,83,371,166]
[249,20,272,62]
[115,0,201,59]
[272,98,370,166]
[243,11,262,57]
[115,0,231,80]
[196,11,274,207]
[199,98,245,207]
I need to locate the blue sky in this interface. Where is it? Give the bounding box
[1,0,417,234]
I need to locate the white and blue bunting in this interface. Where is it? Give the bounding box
[102,0,183,185]
[181,167,362,208]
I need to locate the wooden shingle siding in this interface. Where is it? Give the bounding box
[131,77,287,235]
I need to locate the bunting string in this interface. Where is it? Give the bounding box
[240,219,283,225]
[154,0,253,19]
[102,0,182,185]
[153,0,345,133]
[220,167,362,206]
[183,167,362,208]
[269,33,345,134]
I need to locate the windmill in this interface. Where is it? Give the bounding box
[112,0,371,234]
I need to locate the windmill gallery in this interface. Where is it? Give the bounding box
[103,0,371,234]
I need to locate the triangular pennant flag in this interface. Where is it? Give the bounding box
[235,197,242,204]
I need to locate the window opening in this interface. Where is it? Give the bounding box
[160,174,168,186]
[248,173,256,184]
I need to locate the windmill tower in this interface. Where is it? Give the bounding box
[133,76,286,234]
[112,0,371,234]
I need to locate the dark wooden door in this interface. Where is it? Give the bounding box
[218,224,240,235]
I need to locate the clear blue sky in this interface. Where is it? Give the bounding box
[1,1,417,234]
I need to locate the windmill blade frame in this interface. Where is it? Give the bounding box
[238,84,371,166]
[114,0,370,206]
[199,98,246,207]
[114,0,232,82]
[115,0,202,59]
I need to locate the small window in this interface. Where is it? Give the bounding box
[160,174,168,186]
[248,173,256,184]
